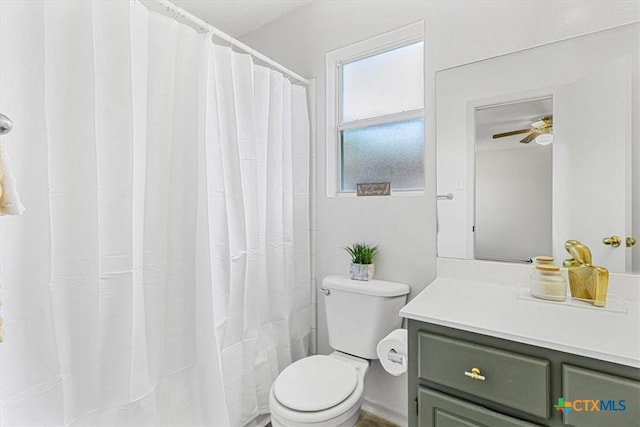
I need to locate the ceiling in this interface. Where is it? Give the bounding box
[171,0,315,38]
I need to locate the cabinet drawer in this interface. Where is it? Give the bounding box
[418,332,550,419]
[418,387,541,427]
[562,364,640,426]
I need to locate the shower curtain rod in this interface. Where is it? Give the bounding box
[150,0,310,86]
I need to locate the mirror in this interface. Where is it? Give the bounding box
[475,97,553,263]
[436,23,639,273]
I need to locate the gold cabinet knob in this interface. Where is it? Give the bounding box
[627,237,637,248]
[602,236,622,248]
[464,367,486,381]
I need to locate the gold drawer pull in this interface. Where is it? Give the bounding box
[464,367,486,381]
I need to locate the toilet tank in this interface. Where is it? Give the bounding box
[321,275,410,359]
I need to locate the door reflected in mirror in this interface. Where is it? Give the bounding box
[475,97,553,263]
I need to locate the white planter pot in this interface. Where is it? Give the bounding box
[350,263,375,281]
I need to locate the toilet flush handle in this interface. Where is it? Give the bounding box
[387,349,406,366]
[320,288,331,296]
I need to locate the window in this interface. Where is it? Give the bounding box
[326,22,424,195]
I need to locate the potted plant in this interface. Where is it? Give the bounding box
[344,242,379,281]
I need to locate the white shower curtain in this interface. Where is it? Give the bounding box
[204,44,311,424]
[0,1,310,426]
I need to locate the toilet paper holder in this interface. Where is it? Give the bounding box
[387,349,406,366]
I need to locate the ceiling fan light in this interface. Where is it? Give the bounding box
[535,133,554,145]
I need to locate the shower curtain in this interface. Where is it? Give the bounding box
[0,1,310,426]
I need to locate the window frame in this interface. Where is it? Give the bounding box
[326,21,425,197]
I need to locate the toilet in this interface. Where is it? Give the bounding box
[269,275,410,427]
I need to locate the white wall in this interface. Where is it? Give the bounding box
[475,145,552,262]
[240,1,640,423]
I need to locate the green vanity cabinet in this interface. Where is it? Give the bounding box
[408,320,640,427]
[418,332,550,419]
[562,365,640,426]
[418,388,540,427]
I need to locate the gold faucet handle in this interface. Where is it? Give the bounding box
[602,236,622,248]
[627,237,637,248]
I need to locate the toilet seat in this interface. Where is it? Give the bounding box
[269,353,368,426]
[273,355,358,411]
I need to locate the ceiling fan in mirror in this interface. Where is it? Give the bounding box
[492,115,554,145]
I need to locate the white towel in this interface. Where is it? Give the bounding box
[0,142,25,215]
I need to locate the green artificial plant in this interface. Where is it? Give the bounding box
[344,242,379,265]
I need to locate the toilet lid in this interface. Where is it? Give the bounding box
[273,355,358,412]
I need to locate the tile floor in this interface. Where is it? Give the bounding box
[266,411,399,427]
[355,411,399,427]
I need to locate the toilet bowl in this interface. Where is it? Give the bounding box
[269,352,370,427]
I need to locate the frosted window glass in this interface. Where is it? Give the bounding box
[341,118,424,192]
[342,41,423,122]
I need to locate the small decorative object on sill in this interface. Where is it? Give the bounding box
[356,182,390,196]
[344,242,379,281]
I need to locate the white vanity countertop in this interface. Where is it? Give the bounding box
[400,276,640,368]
